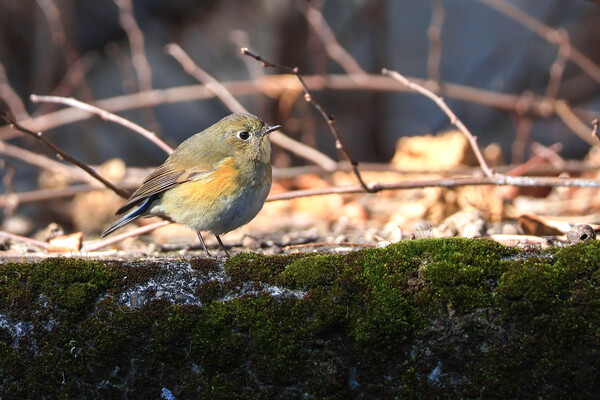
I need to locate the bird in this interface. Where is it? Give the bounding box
[102,113,281,257]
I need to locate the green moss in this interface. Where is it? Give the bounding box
[224,252,308,284]
[1,240,599,398]
[195,280,228,304]
[189,257,220,274]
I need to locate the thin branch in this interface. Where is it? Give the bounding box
[0,63,29,120]
[35,0,97,114]
[35,51,99,115]
[0,140,96,184]
[0,111,129,198]
[478,0,600,86]
[0,182,138,208]
[81,220,171,252]
[36,0,66,47]
[505,142,562,176]
[30,94,173,154]
[426,0,445,89]
[166,43,337,171]
[265,175,600,202]
[382,68,494,177]
[0,160,16,213]
[113,0,163,135]
[2,159,598,208]
[544,29,570,100]
[530,141,565,170]
[1,75,597,143]
[242,48,373,192]
[0,230,51,250]
[166,43,246,113]
[113,0,153,93]
[302,2,367,76]
[554,100,598,146]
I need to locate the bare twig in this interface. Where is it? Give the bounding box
[478,0,600,85]
[505,142,562,176]
[113,0,153,94]
[1,75,597,142]
[30,94,173,154]
[265,175,600,202]
[35,0,96,112]
[506,143,562,176]
[166,43,337,171]
[36,0,66,47]
[382,68,494,177]
[554,100,598,145]
[0,160,16,204]
[0,230,51,250]
[113,0,163,135]
[0,63,29,120]
[242,48,373,192]
[2,159,597,208]
[166,43,246,113]
[302,2,367,76]
[510,113,531,164]
[0,182,139,208]
[530,141,565,170]
[0,140,96,183]
[35,52,99,115]
[426,0,445,89]
[81,220,171,252]
[0,111,129,198]
[544,29,570,100]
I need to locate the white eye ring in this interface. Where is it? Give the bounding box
[237,131,250,140]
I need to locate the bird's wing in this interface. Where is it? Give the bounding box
[116,163,211,214]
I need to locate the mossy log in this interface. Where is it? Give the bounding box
[1,239,599,399]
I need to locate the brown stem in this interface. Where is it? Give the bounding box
[30,94,173,155]
[81,220,171,252]
[166,43,338,171]
[426,0,445,89]
[265,175,600,202]
[0,63,29,120]
[478,0,600,85]
[382,68,494,177]
[0,140,95,183]
[0,111,129,198]
[242,48,373,192]
[0,230,51,250]
[302,2,367,76]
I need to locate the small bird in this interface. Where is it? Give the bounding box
[102,113,281,257]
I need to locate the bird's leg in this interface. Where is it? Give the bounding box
[215,234,230,258]
[196,231,212,257]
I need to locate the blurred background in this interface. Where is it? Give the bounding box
[1,0,600,240]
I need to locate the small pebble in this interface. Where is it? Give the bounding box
[242,235,260,249]
[264,245,282,255]
[566,224,596,244]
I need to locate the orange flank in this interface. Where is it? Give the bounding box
[171,157,241,206]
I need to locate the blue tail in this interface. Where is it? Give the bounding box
[101,195,156,237]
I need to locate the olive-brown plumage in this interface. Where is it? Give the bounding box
[102,113,281,257]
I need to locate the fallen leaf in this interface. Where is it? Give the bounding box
[48,232,83,252]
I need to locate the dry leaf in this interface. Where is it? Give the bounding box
[391,130,476,171]
[48,232,83,252]
[518,213,564,236]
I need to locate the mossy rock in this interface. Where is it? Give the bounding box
[1,239,599,399]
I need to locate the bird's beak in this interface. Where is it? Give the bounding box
[262,124,281,136]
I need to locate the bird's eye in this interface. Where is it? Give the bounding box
[237,131,250,140]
